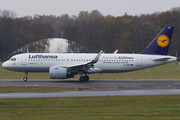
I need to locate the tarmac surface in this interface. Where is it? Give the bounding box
[0,79,180,98]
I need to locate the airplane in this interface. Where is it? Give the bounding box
[2,26,176,82]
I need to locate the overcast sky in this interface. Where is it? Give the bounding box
[0,0,180,17]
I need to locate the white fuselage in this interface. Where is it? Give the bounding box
[2,53,176,73]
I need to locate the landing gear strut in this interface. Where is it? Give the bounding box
[79,75,89,82]
[23,72,28,82]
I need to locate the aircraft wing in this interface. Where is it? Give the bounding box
[67,50,103,74]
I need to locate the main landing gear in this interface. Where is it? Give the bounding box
[23,72,28,82]
[79,75,89,82]
[78,71,89,82]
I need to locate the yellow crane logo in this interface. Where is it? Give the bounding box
[157,35,169,47]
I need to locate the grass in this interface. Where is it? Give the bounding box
[0,95,180,119]
[0,62,180,79]
[0,62,180,119]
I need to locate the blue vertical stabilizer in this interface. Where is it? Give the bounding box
[140,26,174,55]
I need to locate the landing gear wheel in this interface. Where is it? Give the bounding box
[23,77,28,82]
[79,76,84,82]
[84,76,89,81]
[79,76,89,82]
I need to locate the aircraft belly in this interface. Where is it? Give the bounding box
[6,67,49,72]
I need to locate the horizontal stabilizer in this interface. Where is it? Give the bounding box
[152,56,173,61]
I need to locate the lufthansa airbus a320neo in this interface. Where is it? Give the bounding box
[2,26,176,81]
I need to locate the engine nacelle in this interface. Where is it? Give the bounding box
[49,66,67,79]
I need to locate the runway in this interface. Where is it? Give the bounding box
[0,89,180,98]
[0,79,180,90]
[0,79,180,98]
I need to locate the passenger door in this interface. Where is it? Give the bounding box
[21,55,27,66]
[137,56,142,66]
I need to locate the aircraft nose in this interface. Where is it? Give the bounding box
[2,61,8,69]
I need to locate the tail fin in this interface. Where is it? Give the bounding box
[140,26,174,55]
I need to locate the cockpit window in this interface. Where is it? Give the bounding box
[10,58,16,61]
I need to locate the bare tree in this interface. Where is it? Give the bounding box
[0,9,17,18]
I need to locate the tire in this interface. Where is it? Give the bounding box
[23,77,28,82]
[79,76,84,82]
[84,76,89,81]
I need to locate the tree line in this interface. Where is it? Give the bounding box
[0,10,53,60]
[1,8,180,60]
[61,9,180,57]
[39,8,180,57]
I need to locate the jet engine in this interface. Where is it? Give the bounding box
[49,66,68,79]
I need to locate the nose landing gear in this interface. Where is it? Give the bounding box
[23,72,28,81]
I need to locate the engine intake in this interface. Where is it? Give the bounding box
[49,66,67,79]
